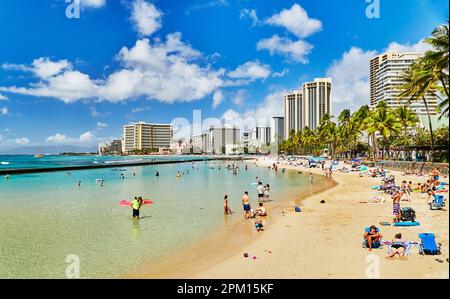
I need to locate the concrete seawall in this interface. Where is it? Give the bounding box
[0,157,252,175]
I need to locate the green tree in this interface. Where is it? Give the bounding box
[365,101,401,159]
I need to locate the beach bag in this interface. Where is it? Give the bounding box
[401,207,416,222]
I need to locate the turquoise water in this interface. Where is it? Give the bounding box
[0,159,319,278]
[0,154,209,170]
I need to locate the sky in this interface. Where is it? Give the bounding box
[0,0,448,150]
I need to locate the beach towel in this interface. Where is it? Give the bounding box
[393,221,420,227]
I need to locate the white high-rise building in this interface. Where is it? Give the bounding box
[208,126,240,155]
[122,122,173,153]
[284,78,332,139]
[271,117,284,145]
[192,133,209,153]
[370,52,438,115]
[250,127,271,148]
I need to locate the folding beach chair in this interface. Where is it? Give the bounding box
[362,227,383,249]
[418,233,441,255]
[429,195,445,210]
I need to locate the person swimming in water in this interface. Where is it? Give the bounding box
[156,171,160,177]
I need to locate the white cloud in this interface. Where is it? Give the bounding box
[2,57,72,80]
[96,122,108,129]
[131,0,162,36]
[0,93,8,100]
[81,0,106,8]
[0,107,8,115]
[265,3,322,38]
[15,137,30,145]
[240,9,260,27]
[79,131,95,142]
[326,47,377,113]
[221,89,286,130]
[186,0,229,15]
[212,90,224,109]
[273,68,289,78]
[46,133,68,143]
[232,89,246,106]
[385,39,432,53]
[257,34,313,63]
[0,33,226,104]
[46,131,98,144]
[228,60,271,80]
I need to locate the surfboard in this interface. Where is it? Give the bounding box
[119,199,154,206]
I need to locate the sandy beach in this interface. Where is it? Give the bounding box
[130,159,449,279]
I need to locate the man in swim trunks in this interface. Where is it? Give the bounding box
[257,182,264,203]
[242,191,251,219]
[392,190,402,223]
[130,197,142,219]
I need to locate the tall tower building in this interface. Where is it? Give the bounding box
[369,52,438,115]
[284,78,332,138]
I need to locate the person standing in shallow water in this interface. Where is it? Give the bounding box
[224,194,232,215]
[242,191,251,219]
[130,197,143,219]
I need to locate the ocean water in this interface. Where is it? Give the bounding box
[0,158,321,278]
[0,154,208,170]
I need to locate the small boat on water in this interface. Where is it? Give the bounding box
[34,154,45,158]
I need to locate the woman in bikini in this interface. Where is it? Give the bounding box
[388,233,406,258]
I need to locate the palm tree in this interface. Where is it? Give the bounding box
[424,21,449,118]
[365,101,401,159]
[317,114,337,157]
[398,60,437,154]
[394,105,419,136]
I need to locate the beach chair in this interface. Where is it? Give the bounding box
[362,227,383,249]
[418,233,441,255]
[429,195,445,210]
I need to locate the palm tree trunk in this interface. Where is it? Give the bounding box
[422,96,435,160]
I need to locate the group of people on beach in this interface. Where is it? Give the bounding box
[363,165,447,260]
[364,225,408,259]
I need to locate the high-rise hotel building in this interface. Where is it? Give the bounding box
[122,121,173,153]
[370,52,438,115]
[284,78,332,139]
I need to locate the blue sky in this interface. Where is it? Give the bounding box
[0,0,448,149]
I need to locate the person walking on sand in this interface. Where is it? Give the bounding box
[224,194,232,215]
[242,191,251,219]
[309,172,313,184]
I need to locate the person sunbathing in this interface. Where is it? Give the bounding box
[363,225,382,251]
[387,233,406,259]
